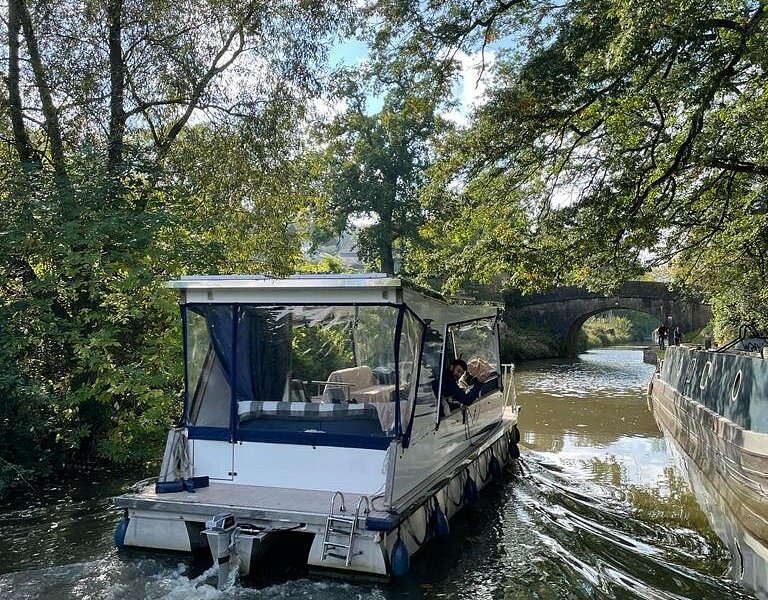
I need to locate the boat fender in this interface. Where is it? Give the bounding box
[489,455,503,480]
[508,441,521,460]
[391,532,410,577]
[511,425,521,444]
[464,476,479,505]
[430,500,450,537]
[155,480,184,494]
[114,515,129,549]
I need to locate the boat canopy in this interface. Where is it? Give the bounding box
[171,274,501,449]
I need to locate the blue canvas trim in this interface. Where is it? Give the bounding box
[235,429,392,450]
[393,307,405,437]
[230,305,239,442]
[187,426,231,441]
[181,306,190,425]
[365,513,399,532]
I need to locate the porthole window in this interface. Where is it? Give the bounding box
[731,370,743,403]
[699,361,713,390]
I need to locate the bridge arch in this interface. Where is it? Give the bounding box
[504,282,711,358]
[565,306,658,357]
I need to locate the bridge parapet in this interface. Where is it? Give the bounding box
[505,281,678,308]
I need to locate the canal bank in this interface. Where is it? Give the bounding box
[0,348,756,599]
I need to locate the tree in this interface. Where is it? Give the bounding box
[370,0,768,333]
[309,71,451,274]
[0,0,350,488]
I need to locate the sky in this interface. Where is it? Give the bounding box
[326,39,496,125]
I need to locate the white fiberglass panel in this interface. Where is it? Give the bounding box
[390,407,469,504]
[467,391,505,441]
[233,442,387,494]
[191,439,233,481]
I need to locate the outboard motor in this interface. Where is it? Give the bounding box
[203,513,238,588]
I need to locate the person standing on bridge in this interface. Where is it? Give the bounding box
[673,327,683,346]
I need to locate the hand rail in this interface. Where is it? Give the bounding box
[355,495,370,517]
[330,491,346,514]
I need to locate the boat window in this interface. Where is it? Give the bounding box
[186,306,233,428]
[417,325,443,407]
[398,309,426,427]
[184,303,413,443]
[450,318,500,391]
[437,317,500,415]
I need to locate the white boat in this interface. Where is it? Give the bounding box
[114,274,520,582]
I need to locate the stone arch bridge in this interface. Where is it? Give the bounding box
[504,281,712,357]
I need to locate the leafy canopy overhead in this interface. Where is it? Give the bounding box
[370,0,768,331]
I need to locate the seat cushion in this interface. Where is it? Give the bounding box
[238,401,379,422]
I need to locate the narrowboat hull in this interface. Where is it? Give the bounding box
[649,345,768,597]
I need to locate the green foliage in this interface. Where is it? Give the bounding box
[291,325,354,383]
[581,311,658,350]
[370,0,768,332]
[296,257,347,274]
[309,71,452,274]
[581,315,634,350]
[0,0,350,493]
[499,321,561,362]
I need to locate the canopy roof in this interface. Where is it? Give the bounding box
[169,273,499,326]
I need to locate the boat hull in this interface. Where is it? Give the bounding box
[115,410,519,579]
[649,346,768,597]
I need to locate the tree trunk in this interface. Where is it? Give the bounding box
[380,237,396,275]
[107,0,126,176]
[17,0,68,184]
[6,0,39,168]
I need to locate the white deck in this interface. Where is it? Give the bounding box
[116,483,387,527]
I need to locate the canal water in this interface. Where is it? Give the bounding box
[0,347,756,599]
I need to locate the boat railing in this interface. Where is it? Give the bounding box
[501,363,517,407]
[330,490,346,514]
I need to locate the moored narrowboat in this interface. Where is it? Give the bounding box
[649,334,768,597]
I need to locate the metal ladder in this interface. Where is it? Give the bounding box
[321,491,370,566]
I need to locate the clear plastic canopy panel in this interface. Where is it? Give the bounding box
[182,293,499,447]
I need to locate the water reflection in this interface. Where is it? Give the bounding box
[0,347,758,599]
[662,430,768,598]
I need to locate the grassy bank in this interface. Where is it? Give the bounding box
[500,320,563,362]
